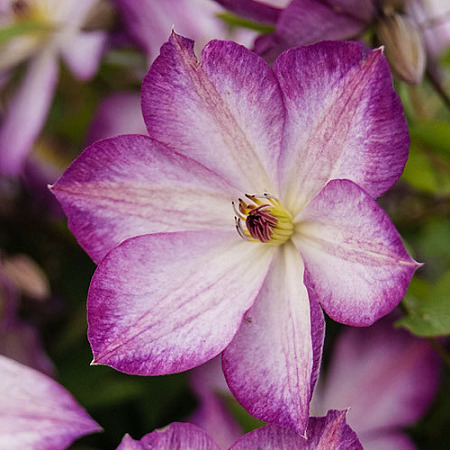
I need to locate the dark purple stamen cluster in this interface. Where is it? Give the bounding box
[246,205,278,243]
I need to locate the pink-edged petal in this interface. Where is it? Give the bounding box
[362,432,416,450]
[61,31,107,80]
[305,410,363,450]
[230,410,362,449]
[213,0,281,24]
[230,424,307,449]
[254,0,374,61]
[88,230,274,375]
[294,179,419,326]
[142,32,284,193]
[189,358,242,449]
[51,134,236,263]
[223,243,317,434]
[86,92,147,144]
[274,41,409,214]
[316,319,441,435]
[116,423,220,450]
[0,354,101,449]
[0,50,58,176]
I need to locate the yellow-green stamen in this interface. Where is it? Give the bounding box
[233,194,294,245]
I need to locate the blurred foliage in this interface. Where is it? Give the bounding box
[0,20,53,45]
[217,12,275,34]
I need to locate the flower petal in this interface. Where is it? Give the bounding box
[86,92,147,143]
[0,50,58,175]
[189,358,242,449]
[274,41,409,214]
[116,423,220,450]
[254,0,374,61]
[115,0,234,61]
[316,320,441,435]
[142,32,285,193]
[0,354,101,449]
[51,134,236,263]
[230,410,362,449]
[88,230,274,375]
[294,179,419,326]
[61,31,107,80]
[362,432,416,450]
[222,243,316,434]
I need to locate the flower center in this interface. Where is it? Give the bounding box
[233,194,294,245]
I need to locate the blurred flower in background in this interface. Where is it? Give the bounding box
[215,0,450,84]
[311,318,441,449]
[0,0,111,176]
[0,251,54,375]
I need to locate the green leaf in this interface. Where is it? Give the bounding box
[0,21,52,46]
[217,12,275,34]
[410,120,450,163]
[401,144,450,194]
[397,272,450,336]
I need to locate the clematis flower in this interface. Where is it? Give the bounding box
[311,318,441,450]
[0,354,101,449]
[51,33,418,433]
[215,0,450,82]
[0,0,108,175]
[116,411,362,449]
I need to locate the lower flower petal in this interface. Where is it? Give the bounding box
[116,423,220,450]
[88,230,274,375]
[0,355,101,449]
[230,410,362,449]
[222,243,316,435]
[294,179,419,326]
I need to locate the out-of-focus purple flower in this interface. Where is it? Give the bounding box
[52,33,417,433]
[0,0,109,176]
[113,0,256,63]
[0,354,101,449]
[87,92,146,144]
[116,411,362,449]
[189,358,242,450]
[215,0,450,83]
[0,252,54,375]
[311,319,441,450]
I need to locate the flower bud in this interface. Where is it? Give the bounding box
[376,13,426,84]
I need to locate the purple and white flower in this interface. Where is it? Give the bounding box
[0,354,101,449]
[51,33,417,433]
